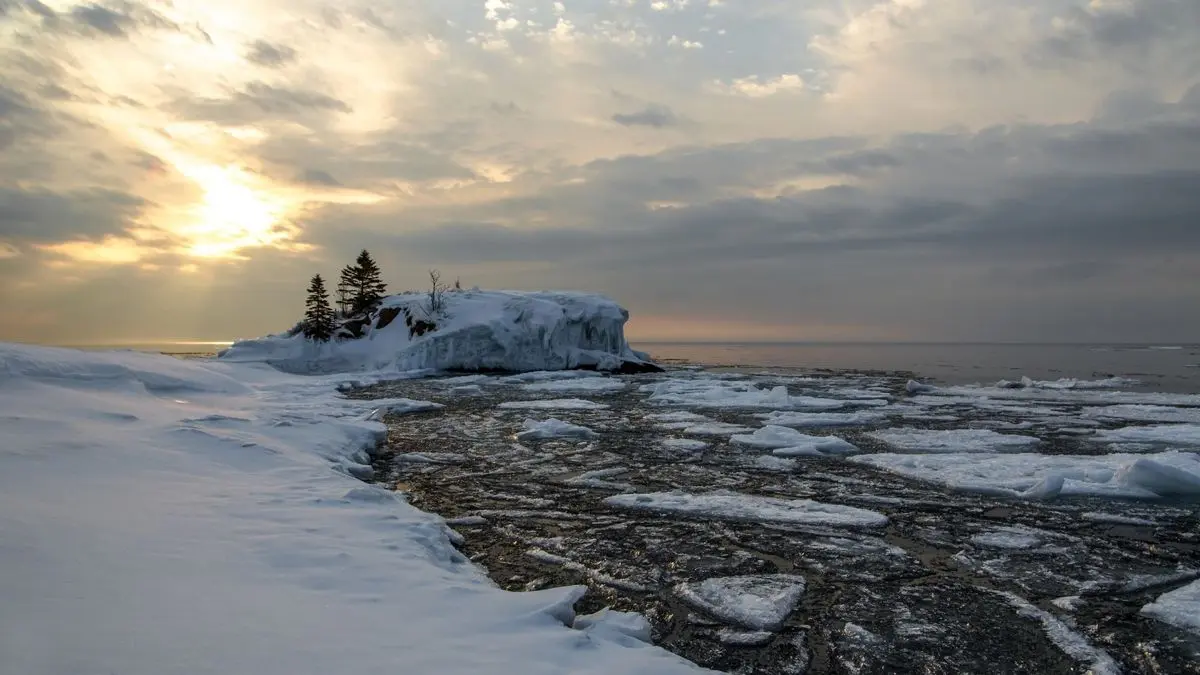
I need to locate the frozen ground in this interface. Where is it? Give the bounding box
[362,368,1200,674]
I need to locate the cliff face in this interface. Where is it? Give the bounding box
[218,289,660,374]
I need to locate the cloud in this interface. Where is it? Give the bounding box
[245,40,297,68]
[612,104,678,128]
[717,74,804,97]
[0,186,147,242]
[299,169,340,186]
[1,0,1199,342]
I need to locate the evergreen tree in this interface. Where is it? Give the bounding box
[303,274,335,342]
[336,264,356,316]
[350,249,387,315]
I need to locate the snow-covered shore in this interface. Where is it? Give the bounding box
[218,289,658,375]
[0,343,699,675]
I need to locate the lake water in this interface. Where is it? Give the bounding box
[632,342,1200,392]
[64,340,1200,393]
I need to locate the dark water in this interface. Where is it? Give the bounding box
[633,343,1200,393]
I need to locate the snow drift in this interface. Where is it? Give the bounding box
[219,289,659,375]
[0,343,700,675]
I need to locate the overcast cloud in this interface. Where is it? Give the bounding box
[0,0,1197,343]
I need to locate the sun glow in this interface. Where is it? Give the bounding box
[177,164,300,259]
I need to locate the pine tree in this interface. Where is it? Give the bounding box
[336,264,356,316]
[350,249,387,316]
[303,274,335,342]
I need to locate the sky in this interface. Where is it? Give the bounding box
[0,0,1198,344]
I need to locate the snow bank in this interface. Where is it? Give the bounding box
[604,491,888,527]
[850,450,1200,500]
[219,290,658,375]
[1141,579,1200,636]
[0,343,701,675]
[866,428,1040,454]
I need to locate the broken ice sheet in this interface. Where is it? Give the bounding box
[676,574,807,631]
[604,491,888,528]
[866,428,1040,453]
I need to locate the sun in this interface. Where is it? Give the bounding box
[176,163,301,259]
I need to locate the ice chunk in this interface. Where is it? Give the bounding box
[498,398,609,410]
[521,378,626,394]
[1094,424,1200,447]
[680,422,754,436]
[970,527,1045,550]
[676,574,807,631]
[563,467,633,491]
[646,411,711,423]
[220,290,656,374]
[866,428,1039,453]
[1141,579,1200,636]
[1085,405,1200,424]
[850,450,1200,500]
[641,378,854,410]
[516,418,598,441]
[752,456,798,471]
[604,491,888,527]
[998,591,1119,675]
[732,425,857,455]
[756,410,887,428]
[994,376,1137,390]
[574,609,653,644]
[660,438,710,452]
[1079,512,1157,526]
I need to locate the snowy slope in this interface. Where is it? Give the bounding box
[219,289,657,374]
[0,343,701,675]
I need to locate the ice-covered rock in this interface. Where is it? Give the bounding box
[676,574,807,631]
[219,290,659,374]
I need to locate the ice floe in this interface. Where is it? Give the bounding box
[1094,424,1200,447]
[604,491,888,527]
[497,398,609,410]
[1141,579,1200,636]
[998,591,1119,675]
[970,527,1046,550]
[731,425,858,455]
[516,418,598,441]
[640,378,869,410]
[755,410,887,428]
[850,450,1200,499]
[866,428,1040,453]
[660,438,711,452]
[521,378,627,394]
[1084,405,1200,424]
[675,574,807,631]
